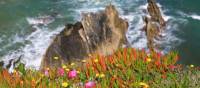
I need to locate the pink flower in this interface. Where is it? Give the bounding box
[85,81,96,88]
[168,65,177,71]
[57,68,65,76]
[157,52,162,58]
[68,70,77,79]
[44,70,49,76]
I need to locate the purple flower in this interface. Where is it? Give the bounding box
[85,81,96,88]
[68,70,77,79]
[57,68,65,76]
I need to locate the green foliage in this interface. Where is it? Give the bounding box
[0,48,199,88]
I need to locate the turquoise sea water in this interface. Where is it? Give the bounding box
[0,0,199,68]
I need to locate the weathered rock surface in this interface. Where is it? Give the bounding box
[41,5,128,68]
[147,0,165,26]
[144,0,166,51]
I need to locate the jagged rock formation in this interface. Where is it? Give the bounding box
[144,0,166,51]
[41,5,128,68]
[147,0,165,26]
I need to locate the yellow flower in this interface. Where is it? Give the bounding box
[46,67,50,71]
[62,65,67,69]
[13,69,17,73]
[54,57,59,60]
[99,73,105,78]
[88,54,92,57]
[139,82,149,88]
[40,74,44,77]
[62,82,69,88]
[147,58,151,62]
[113,75,117,78]
[65,68,70,72]
[82,60,86,63]
[94,59,98,63]
[190,64,194,68]
[95,73,99,77]
[71,63,75,66]
[77,70,80,74]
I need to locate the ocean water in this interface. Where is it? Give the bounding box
[0,0,199,69]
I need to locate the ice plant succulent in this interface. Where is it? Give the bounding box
[85,81,96,88]
[57,68,65,76]
[68,70,77,79]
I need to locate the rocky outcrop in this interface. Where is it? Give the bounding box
[144,0,166,51]
[147,0,165,26]
[41,5,128,68]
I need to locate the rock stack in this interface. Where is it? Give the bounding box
[41,5,128,68]
[143,0,166,51]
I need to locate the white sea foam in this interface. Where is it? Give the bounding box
[190,14,200,20]
[2,22,64,72]
[177,11,200,21]
[0,38,2,43]
[26,15,55,25]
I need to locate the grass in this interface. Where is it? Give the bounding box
[0,48,199,88]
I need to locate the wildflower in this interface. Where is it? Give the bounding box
[13,69,17,73]
[62,65,67,69]
[95,73,99,77]
[161,74,167,79]
[44,69,49,76]
[70,63,75,66]
[155,61,161,67]
[190,64,194,68]
[54,56,59,60]
[40,73,44,77]
[115,64,119,67]
[57,68,65,76]
[68,70,77,79]
[139,82,149,88]
[62,82,69,88]
[76,70,80,74]
[157,52,162,58]
[65,68,70,72]
[168,65,176,71]
[46,67,50,71]
[85,81,96,88]
[99,73,105,78]
[113,75,117,78]
[94,59,98,63]
[145,57,151,62]
[88,54,92,57]
[82,60,86,63]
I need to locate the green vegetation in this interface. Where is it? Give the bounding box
[0,48,199,88]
